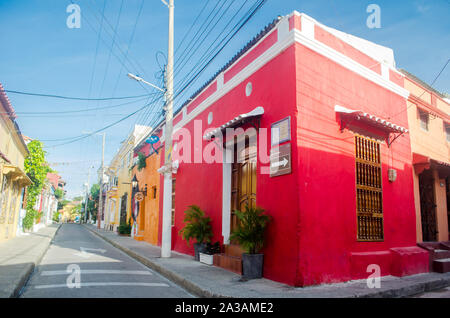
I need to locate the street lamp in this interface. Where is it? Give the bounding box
[127,73,165,92]
[131,175,138,189]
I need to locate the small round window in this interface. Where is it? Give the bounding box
[245,82,252,97]
[208,112,213,125]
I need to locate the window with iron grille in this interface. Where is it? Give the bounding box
[445,123,450,142]
[0,176,9,224]
[418,109,429,131]
[355,135,384,241]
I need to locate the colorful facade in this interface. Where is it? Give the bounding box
[401,72,450,244]
[131,147,161,245]
[104,125,151,232]
[0,84,31,242]
[131,12,434,287]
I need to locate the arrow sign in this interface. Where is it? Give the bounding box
[271,158,288,168]
[75,247,107,259]
[270,143,291,177]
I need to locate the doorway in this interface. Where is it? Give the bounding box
[120,193,128,226]
[419,169,437,241]
[230,137,257,232]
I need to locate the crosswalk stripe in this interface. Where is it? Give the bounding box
[34,282,169,289]
[41,270,153,276]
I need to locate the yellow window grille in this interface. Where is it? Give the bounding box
[355,135,384,241]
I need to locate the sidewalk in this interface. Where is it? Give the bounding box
[84,224,450,298]
[0,224,60,298]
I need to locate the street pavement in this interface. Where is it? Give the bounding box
[20,224,193,298]
[84,224,450,298]
[414,286,450,298]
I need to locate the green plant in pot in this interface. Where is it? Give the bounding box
[230,205,271,279]
[179,205,213,261]
[118,219,132,236]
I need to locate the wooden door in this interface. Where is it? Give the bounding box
[230,140,257,232]
[419,170,437,241]
[120,193,128,226]
[139,197,146,232]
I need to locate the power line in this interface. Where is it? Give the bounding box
[0,95,155,115]
[171,0,262,105]
[173,0,250,101]
[43,96,164,145]
[174,0,268,103]
[3,90,154,101]
[174,0,211,57]
[137,0,268,137]
[389,58,450,119]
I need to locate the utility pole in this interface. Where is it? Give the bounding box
[126,0,174,257]
[97,133,105,229]
[84,165,93,223]
[161,0,174,258]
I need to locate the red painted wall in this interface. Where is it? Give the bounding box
[157,43,301,285]
[150,18,427,287]
[294,42,422,286]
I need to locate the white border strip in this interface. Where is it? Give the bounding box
[161,14,409,142]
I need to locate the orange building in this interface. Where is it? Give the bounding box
[402,70,450,272]
[131,151,161,245]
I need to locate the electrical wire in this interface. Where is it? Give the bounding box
[0,96,156,115]
[43,98,163,146]
[388,58,450,119]
[174,0,268,103]
[3,90,155,101]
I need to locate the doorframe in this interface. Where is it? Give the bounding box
[221,129,257,244]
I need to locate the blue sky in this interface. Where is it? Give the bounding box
[0,0,449,198]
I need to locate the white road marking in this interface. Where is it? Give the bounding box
[34,282,169,289]
[74,247,107,258]
[41,270,153,276]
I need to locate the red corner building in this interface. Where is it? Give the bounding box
[137,11,430,287]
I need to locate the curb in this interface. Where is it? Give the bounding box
[10,224,61,298]
[360,276,450,298]
[83,225,450,298]
[83,225,223,298]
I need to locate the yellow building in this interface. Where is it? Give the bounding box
[61,200,82,223]
[402,70,450,243]
[104,125,151,232]
[0,84,31,242]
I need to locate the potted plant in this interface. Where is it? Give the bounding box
[118,219,132,236]
[179,205,213,261]
[199,242,221,265]
[230,205,271,279]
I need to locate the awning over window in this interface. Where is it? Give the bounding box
[335,105,408,134]
[203,106,264,141]
[2,164,32,187]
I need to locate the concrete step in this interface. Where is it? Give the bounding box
[224,244,244,258]
[213,253,242,275]
[440,242,450,250]
[433,250,450,260]
[433,258,450,273]
[418,242,442,251]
